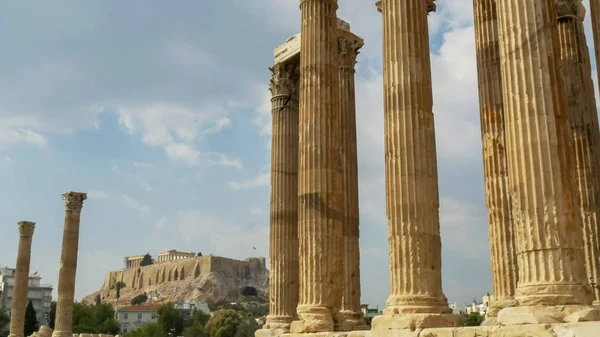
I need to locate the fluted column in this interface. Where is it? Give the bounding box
[261,60,300,334]
[556,0,600,306]
[292,0,343,333]
[52,192,87,337]
[8,221,36,337]
[472,0,517,317]
[590,0,600,89]
[372,0,457,329]
[495,0,594,320]
[337,33,367,331]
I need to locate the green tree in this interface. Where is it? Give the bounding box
[127,322,164,337]
[24,300,39,337]
[204,309,241,337]
[131,293,148,306]
[157,303,184,336]
[115,281,126,302]
[183,310,211,337]
[48,301,57,329]
[71,301,118,334]
[0,308,10,337]
[140,253,154,267]
[234,319,258,337]
[102,318,120,335]
[463,312,484,326]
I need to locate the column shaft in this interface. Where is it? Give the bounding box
[556,2,600,305]
[264,60,300,331]
[495,0,590,306]
[338,34,366,330]
[294,0,343,333]
[52,192,87,337]
[381,0,449,313]
[590,0,600,89]
[472,0,517,316]
[8,222,36,337]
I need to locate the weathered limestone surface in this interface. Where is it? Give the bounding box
[53,192,87,337]
[338,30,366,332]
[495,0,595,321]
[9,221,36,337]
[37,327,53,337]
[373,0,456,328]
[556,0,600,305]
[472,0,517,317]
[292,0,343,333]
[590,0,600,91]
[261,60,301,335]
[283,322,600,337]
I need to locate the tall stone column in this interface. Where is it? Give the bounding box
[8,221,36,337]
[472,0,517,317]
[590,0,600,89]
[258,60,300,336]
[495,0,598,323]
[337,32,366,332]
[52,192,87,337]
[556,0,600,306]
[291,0,343,333]
[372,0,458,330]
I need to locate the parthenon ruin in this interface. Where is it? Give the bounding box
[258,0,600,336]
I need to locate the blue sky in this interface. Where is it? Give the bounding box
[0,0,598,310]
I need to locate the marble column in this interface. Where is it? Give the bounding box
[590,0,600,90]
[372,0,457,330]
[338,32,367,331]
[556,0,600,305]
[292,0,343,333]
[260,60,300,334]
[8,221,36,337]
[52,192,87,337]
[472,0,517,317]
[495,0,596,323]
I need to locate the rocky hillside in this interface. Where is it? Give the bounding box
[82,258,269,308]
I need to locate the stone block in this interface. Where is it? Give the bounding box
[419,328,455,337]
[498,305,600,325]
[552,322,600,336]
[489,324,554,337]
[372,314,460,331]
[256,328,289,337]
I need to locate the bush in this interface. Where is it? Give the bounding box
[131,293,148,305]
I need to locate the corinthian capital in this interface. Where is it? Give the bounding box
[375,1,382,13]
[18,221,36,237]
[428,0,437,13]
[339,37,364,69]
[62,191,87,211]
[556,0,586,21]
[269,62,300,97]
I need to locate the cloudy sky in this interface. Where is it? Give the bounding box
[0,0,598,310]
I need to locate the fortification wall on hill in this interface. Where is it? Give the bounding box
[102,256,267,290]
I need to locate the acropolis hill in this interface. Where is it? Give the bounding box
[82,250,269,307]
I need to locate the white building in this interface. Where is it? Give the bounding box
[0,267,53,326]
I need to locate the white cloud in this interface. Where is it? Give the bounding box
[134,161,154,169]
[207,153,243,169]
[229,172,270,190]
[139,181,152,192]
[249,207,263,216]
[87,190,108,199]
[120,195,150,213]
[4,156,11,162]
[112,165,121,174]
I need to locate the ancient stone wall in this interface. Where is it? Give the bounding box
[101,256,266,290]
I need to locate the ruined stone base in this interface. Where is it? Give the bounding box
[481,317,498,326]
[282,321,600,337]
[371,313,461,330]
[498,305,600,325]
[256,327,291,337]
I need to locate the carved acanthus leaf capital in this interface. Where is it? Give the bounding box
[375,1,382,13]
[339,37,364,69]
[62,191,87,211]
[556,0,586,21]
[18,221,36,237]
[428,0,437,13]
[269,62,300,97]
